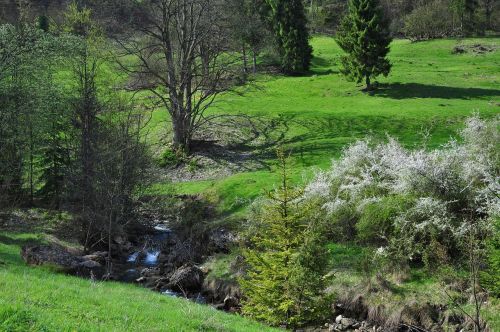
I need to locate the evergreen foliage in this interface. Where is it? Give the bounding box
[240,149,329,328]
[227,0,270,74]
[265,0,313,74]
[336,0,392,90]
[37,104,71,209]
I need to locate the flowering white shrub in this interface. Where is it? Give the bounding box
[305,116,499,265]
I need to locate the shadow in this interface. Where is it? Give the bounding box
[191,113,298,173]
[372,83,500,100]
[307,68,337,77]
[311,56,334,68]
[0,234,43,247]
[0,252,24,265]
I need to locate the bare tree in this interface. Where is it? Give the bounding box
[444,221,489,332]
[115,0,235,154]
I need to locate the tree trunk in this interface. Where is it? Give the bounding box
[29,123,34,206]
[172,110,191,153]
[252,50,257,74]
[365,76,371,91]
[242,44,248,73]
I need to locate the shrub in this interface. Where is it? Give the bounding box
[305,116,499,269]
[158,148,181,167]
[403,0,457,41]
[356,195,413,245]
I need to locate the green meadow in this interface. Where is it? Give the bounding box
[150,36,499,215]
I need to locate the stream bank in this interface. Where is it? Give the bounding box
[20,218,241,312]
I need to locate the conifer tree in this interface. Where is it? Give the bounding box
[38,112,70,209]
[336,0,392,90]
[240,148,329,328]
[265,0,313,74]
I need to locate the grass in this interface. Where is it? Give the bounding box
[148,36,499,216]
[323,243,500,330]
[0,232,281,332]
[3,36,498,331]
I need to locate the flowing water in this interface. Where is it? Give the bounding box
[126,224,171,266]
[144,250,160,266]
[127,251,140,263]
[122,223,207,302]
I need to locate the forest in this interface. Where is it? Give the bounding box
[0,0,499,331]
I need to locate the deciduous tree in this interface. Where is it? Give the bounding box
[115,0,236,154]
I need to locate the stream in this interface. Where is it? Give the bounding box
[126,224,171,266]
[120,223,206,303]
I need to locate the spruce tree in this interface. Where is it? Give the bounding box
[38,116,70,209]
[336,0,392,90]
[240,149,329,328]
[266,0,313,74]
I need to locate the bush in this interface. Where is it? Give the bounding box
[356,195,413,245]
[305,116,499,269]
[158,148,181,167]
[403,0,457,41]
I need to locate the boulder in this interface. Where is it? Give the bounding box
[223,295,239,311]
[21,244,108,279]
[21,244,81,270]
[328,324,341,332]
[76,259,105,279]
[140,267,160,277]
[119,268,141,282]
[341,318,356,328]
[80,260,102,269]
[136,276,146,283]
[202,278,241,304]
[208,228,238,253]
[168,264,205,293]
[82,251,108,264]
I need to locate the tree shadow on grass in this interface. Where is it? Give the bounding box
[309,56,338,76]
[0,234,43,247]
[371,83,500,100]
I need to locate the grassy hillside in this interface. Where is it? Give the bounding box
[1,36,498,332]
[149,36,499,215]
[0,232,280,332]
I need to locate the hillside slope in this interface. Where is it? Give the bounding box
[0,231,280,332]
[149,36,500,216]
